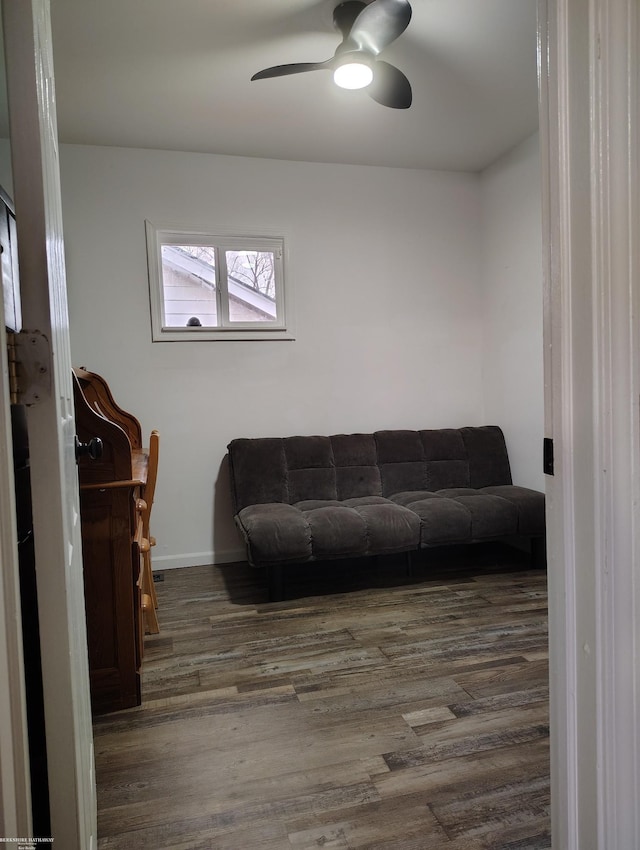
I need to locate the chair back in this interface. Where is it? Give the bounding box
[142,429,159,535]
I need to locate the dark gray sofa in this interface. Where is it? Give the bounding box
[227,426,545,599]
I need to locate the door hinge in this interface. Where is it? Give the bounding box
[543,437,554,476]
[6,329,51,405]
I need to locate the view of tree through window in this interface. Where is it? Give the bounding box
[176,246,275,299]
[178,245,216,264]
[226,251,275,299]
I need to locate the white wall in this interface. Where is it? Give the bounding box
[480,133,544,491]
[59,144,485,567]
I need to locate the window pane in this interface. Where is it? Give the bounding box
[161,245,218,327]
[226,250,278,323]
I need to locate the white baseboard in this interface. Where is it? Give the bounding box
[152,548,246,571]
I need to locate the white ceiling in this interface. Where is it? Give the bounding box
[7,0,539,173]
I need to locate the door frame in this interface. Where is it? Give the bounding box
[1,0,97,846]
[1,0,639,846]
[539,0,640,846]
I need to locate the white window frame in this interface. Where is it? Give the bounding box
[145,221,294,341]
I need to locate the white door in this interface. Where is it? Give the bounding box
[2,1,96,847]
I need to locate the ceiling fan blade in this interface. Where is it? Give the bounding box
[251,61,331,81]
[349,0,411,56]
[332,1,367,42]
[368,60,412,108]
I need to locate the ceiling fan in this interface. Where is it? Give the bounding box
[251,0,412,109]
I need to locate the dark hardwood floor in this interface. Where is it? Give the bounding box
[94,544,550,849]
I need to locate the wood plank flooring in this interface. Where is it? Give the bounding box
[94,544,550,849]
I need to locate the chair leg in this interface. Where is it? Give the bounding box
[142,592,159,635]
[147,559,159,610]
[142,550,160,633]
[147,541,159,609]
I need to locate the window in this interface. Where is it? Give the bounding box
[145,222,293,341]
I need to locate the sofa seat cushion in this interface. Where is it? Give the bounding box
[235,503,312,566]
[390,490,472,544]
[235,497,420,566]
[391,488,520,545]
[294,496,389,511]
[435,491,519,540]
[479,485,545,535]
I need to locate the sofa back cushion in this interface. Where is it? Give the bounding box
[460,426,513,489]
[227,426,512,512]
[376,429,471,495]
[375,427,512,495]
[228,433,383,512]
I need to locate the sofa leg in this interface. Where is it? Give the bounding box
[406,550,414,578]
[267,564,285,602]
[373,555,382,585]
[531,536,547,570]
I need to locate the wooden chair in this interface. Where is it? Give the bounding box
[141,430,160,634]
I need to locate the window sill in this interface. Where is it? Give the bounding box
[152,328,296,342]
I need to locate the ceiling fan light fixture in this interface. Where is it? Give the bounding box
[333,61,373,90]
[251,0,412,108]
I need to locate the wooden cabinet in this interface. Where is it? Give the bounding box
[79,483,144,713]
[73,368,153,714]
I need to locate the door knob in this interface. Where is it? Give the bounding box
[75,435,103,461]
